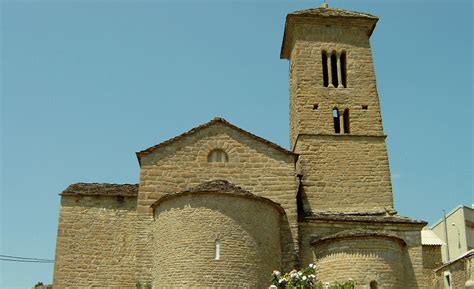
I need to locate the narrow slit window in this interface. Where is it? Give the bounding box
[214,239,220,260]
[340,52,347,87]
[343,109,350,134]
[322,51,329,87]
[208,149,228,163]
[330,52,339,88]
[332,108,341,134]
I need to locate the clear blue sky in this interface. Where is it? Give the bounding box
[0,0,472,287]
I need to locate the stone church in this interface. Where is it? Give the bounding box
[53,4,435,289]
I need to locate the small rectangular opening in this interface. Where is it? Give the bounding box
[362,105,368,110]
[214,239,220,260]
[313,104,319,110]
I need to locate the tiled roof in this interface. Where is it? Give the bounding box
[303,212,427,225]
[281,6,378,59]
[60,183,138,197]
[151,180,284,214]
[181,180,254,196]
[310,229,406,246]
[136,117,297,165]
[421,229,444,246]
[435,250,474,272]
[288,7,377,19]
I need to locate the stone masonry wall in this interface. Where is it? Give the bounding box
[314,237,404,288]
[287,21,394,214]
[434,255,474,289]
[299,221,426,289]
[152,193,281,288]
[295,135,393,213]
[422,245,443,289]
[53,195,138,287]
[289,24,384,147]
[137,123,298,278]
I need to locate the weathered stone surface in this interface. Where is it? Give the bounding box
[53,195,138,287]
[51,4,431,289]
[152,192,282,288]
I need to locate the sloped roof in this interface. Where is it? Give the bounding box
[303,212,427,225]
[136,117,297,165]
[421,229,444,246]
[60,183,138,197]
[310,229,406,246]
[289,7,377,19]
[435,250,474,272]
[281,6,378,59]
[181,180,255,196]
[150,180,284,214]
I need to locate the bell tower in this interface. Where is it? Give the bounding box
[281,4,395,214]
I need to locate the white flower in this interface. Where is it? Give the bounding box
[302,276,307,281]
[309,263,316,269]
[279,278,286,284]
[269,286,278,289]
[298,271,303,276]
[272,270,281,277]
[309,274,316,279]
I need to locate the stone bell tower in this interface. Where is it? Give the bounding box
[281,4,395,214]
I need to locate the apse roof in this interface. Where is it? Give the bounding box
[150,180,284,214]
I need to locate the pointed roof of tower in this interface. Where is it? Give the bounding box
[280,5,378,59]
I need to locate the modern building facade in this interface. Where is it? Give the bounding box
[53,4,434,289]
[431,205,474,263]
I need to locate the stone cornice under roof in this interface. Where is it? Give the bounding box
[310,229,407,246]
[150,180,285,214]
[280,6,378,59]
[135,117,297,166]
[302,212,427,226]
[60,183,138,197]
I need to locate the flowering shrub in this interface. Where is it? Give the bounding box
[270,264,355,289]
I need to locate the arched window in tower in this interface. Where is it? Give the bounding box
[370,280,378,289]
[330,52,339,88]
[321,51,329,87]
[207,149,228,163]
[332,108,341,134]
[342,108,350,134]
[340,51,347,87]
[321,50,347,88]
